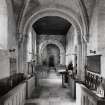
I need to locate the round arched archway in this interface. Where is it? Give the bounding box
[39,40,65,65]
[22,6,82,36]
[21,6,82,70]
[42,44,60,67]
[18,5,88,81]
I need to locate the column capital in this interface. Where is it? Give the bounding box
[16,33,23,43]
[16,33,28,45]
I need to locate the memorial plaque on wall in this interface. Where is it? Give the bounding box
[87,55,101,74]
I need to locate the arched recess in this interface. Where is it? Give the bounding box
[18,5,88,81]
[39,40,65,65]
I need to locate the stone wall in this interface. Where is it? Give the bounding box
[0,0,8,49]
[7,0,17,50]
[0,0,17,50]
[83,0,96,20]
[27,31,32,62]
[37,34,66,64]
[37,35,66,48]
[38,0,80,14]
[66,26,76,66]
[42,44,60,66]
[0,0,17,78]
[87,3,98,55]
[0,50,10,79]
[87,0,105,78]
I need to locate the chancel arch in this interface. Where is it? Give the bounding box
[39,40,65,65]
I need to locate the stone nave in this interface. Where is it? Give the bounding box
[0,0,105,105]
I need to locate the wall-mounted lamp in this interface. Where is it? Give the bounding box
[8,48,16,59]
[8,48,16,52]
[90,50,96,54]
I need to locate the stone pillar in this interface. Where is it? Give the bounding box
[76,33,87,81]
[21,42,24,73]
[23,36,28,74]
[76,32,82,80]
[17,44,23,73]
[16,33,24,73]
[83,40,87,79]
[60,53,66,65]
[77,44,82,80]
[81,38,87,81]
[77,36,87,81]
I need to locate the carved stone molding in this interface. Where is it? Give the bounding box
[16,33,28,47]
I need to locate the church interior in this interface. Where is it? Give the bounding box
[0,0,105,105]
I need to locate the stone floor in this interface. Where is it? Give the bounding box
[25,70,76,105]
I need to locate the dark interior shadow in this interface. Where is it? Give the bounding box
[25,103,38,105]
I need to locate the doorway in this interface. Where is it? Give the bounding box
[49,55,54,67]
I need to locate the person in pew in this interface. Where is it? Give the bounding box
[67,61,73,75]
[73,64,77,79]
[65,62,73,83]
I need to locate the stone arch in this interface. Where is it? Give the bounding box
[21,6,82,38]
[18,5,88,81]
[39,40,65,65]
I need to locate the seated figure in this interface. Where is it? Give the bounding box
[68,62,73,70]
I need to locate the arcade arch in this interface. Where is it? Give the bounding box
[18,5,88,81]
[39,40,65,65]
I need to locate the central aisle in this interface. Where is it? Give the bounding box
[25,69,76,105]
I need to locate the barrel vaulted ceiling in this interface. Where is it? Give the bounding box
[33,16,71,35]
